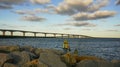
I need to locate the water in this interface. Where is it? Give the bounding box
[0,38,120,61]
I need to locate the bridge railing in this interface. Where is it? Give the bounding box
[0,29,91,38]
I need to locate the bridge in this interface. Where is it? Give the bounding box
[0,29,92,38]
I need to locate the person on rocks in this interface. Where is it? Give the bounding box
[62,40,71,54]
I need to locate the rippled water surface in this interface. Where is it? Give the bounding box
[0,38,120,60]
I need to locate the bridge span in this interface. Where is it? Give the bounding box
[0,29,92,38]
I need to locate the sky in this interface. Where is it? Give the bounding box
[0,0,120,38]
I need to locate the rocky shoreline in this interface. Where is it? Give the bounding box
[0,45,120,67]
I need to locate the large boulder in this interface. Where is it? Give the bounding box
[34,48,43,56]
[75,56,106,62]
[76,59,113,67]
[76,60,98,67]
[23,59,48,67]
[111,60,120,67]
[34,48,63,56]
[3,63,18,67]
[47,49,64,55]
[61,53,76,66]
[0,45,20,53]
[39,51,67,67]
[0,53,13,67]
[20,46,35,52]
[9,51,30,66]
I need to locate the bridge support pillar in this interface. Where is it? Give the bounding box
[73,35,75,38]
[34,33,36,37]
[54,34,56,38]
[10,31,13,36]
[61,34,63,38]
[78,36,79,38]
[3,31,6,36]
[68,34,70,38]
[44,33,47,37]
[23,32,25,36]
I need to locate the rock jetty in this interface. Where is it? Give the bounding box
[0,45,120,67]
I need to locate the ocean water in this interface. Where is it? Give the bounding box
[0,38,120,61]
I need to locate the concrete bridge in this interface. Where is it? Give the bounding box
[0,29,92,38]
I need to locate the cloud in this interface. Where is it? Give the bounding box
[107,30,119,32]
[30,0,51,4]
[0,0,51,9]
[21,15,46,22]
[115,24,120,26]
[82,29,91,31]
[0,24,26,28]
[0,0,26,5]
[46,4,56,9]
[116,0,120,5]
[34,8,53,13]
[55,22,96,27]
[55,0,92,15]
[72,11,116,21]
[88,0,109,12]
[12,10,35,15]
[0,4,12,9]
[0,0,27,9]
[13,8,54,15]
[55,0,109,15]
[64,28,72,30]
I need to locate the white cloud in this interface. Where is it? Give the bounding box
[21,15,46,22]
[55,22,96,27]
[82,29,91,31]
[30,0,51,4]
[13,8,53,15]
[55,0,109,15]
[64,28,72,30]
[107,30,119,32]
[34,8,49,13]
[88,0,109,12]
[72,11,116,21]
[69,22,96,27]
[13,10,35,15]
[115,24,120,26]
[13,10,26,15]
[46,4,56,9]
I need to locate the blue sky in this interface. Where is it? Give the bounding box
[0,0,120,38]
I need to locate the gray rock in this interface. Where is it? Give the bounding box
[20,46,35,52]
[76,60,113,67]
[10,51,30,66]
[39,51,67,67]
[111,60,120,67]
[37,61,48,67]
[97,61,113,67]
[76,60,98,67]
[0,53,12,67]
[3,63,18,67]
[22,59,48,67]
[46,49,64,55]
[0,45,20,53]
[34,48,43,56]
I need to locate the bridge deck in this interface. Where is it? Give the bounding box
[0,29,92,38]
